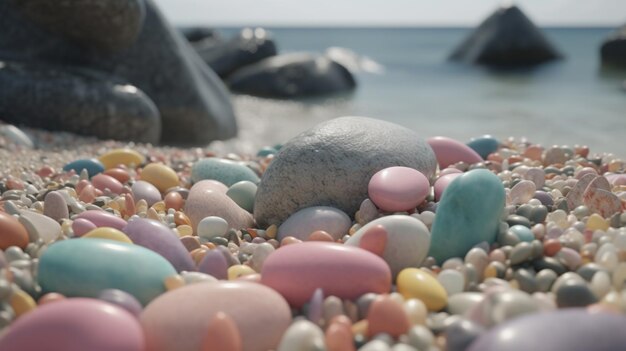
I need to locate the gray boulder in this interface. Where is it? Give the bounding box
[601,24,626,69]
[0,0,236,145]
[194,27,278,79]
[227,52,356,98]
[253,116,437,227]
[449,5,562,66]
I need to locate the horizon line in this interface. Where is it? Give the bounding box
[174,22,620,29]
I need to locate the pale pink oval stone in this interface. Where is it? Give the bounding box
[368,166,430,212]
[427,136,483,169]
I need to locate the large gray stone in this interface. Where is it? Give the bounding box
[194,27,278,79]
[0,0,236,145]
[601,24,626,69]
[449,5,562,67]
[227,52,356,98]
[253,116,437,227]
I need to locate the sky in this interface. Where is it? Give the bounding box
[153,0,626,27]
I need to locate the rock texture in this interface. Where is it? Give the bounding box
[0,0,236,145]
[449,5,562,66]
[227,52,356,98]
[254,117,437,226]
[600,24,626,69]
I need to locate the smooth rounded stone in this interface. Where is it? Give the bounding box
[506,214,531,228]
[427,136,483,169]
[98,289,143,317]
[447,292,485,315]
[433,173,462,201]
[181,271,218,285]
[368,167,430,212]
[466,135,499,159]
[131,180,161,207]
[467,288,538,327]
[555,279,597,308]
[468,309,626,351]
[397,268,448,311]
[0,123,34,148]
[359,340,391,351]
[0,211,29,249]
[83,227,132,243]
[438,269,465,296]
[277,206,351,242]
[227,52,355,98]
[197,249,228,280]
[543,146,568,166]
[345,215,431,277]
[197,216,229,240]
[122,218,195,273]
[577,263,609,282]
[185,180,254,233]
[248,242,275,273]
[253,117,436,227]
[536,269,558,292]
[367,295,411,338]
[43,191,69,221]
[91,174,124,195]
[0,298,144,351]
[555,247,582,271]
[62,158,104,178]
[517,204,548,224]
[509,242,533,265]
[510,180,536,205]
[513,269,538,294]
[226,180,257,213]
[38,238,176,305]
[202,311,243,351]
[591,271,612,300]
[446,318,485,351]
[533,191,553,207]
[275,319,326,351]
[429,169,505,263]
[139,163,178,193]
[99,149,145,170]
[71,218,97,237]
[76,210,127,230]
[508,225,534,243]
[141,281,291,351]
[261,242,391,308]
[358,225,388,257]
[18,210,62,243]
[402,298,428,326]
[407,325,434,350]
[191,158,259,187]
[523,167,545,188]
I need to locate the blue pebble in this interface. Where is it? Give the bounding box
[257,146,278,157]
[191,158,260,186]
[62,158,104,178]
[467,136,499,160]
[508,225,534,242]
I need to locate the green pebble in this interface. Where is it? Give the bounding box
[226,181,257,213]
[190,158,260,186]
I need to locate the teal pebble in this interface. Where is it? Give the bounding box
[508,225,534,242]
[190,158,260,186]
[38,238,176,305]
[257,147,278,157]
[466,136,499,160]
[226,181,257,213]
[429,169,505,263]
[62,159,104,178]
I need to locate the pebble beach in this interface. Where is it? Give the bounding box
[0,112,625,351]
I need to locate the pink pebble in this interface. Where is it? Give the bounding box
[368,166,430,212]
[358,225,387,257]
[434,173,462,201]
[439,167,463,176]
[76,210,127,230]
[202,312,242,351]
[91,174,124,195]
[79,184,97,203]
[367,294,411,338]
[427,136,483,169]
[0,298,145,351]
[72,218,97,237]
[606,173,626,186]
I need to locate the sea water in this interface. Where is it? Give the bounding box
[212,27,626,158]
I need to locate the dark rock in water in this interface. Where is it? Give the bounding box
[194,27,277,79]
[253,116,437,227]
[227,52,356,98]
[0,0,236,145]
[449,5,562,67]
[601,24,626,69]
[179,26,220,43]
[0,61,161,143]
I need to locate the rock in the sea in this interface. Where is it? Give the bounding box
[467,309,626,351]
[227,52,356,98]
[194,27,277,78]
[0,0,236,144]
[601,24,626,69]
[429,169,505,263]
[449,5,562,66]
[254,116,437,226]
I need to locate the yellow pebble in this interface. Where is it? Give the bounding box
[351,319,369,337]
[164,275,185,290]
[483,264,497,279]
[107,200,121,211]
[587,213,610,231]
[177,224,193,237]
[151,201,166,213]
[83,227,133,244]
[266,224,278,239]
[227,265,256,280]
[99,148,145,169]
[147,207,160,221]
[140,163,180,193]
[397,268,448,311]
[10,289,36,318]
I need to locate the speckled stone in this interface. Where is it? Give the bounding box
[43,191,69,221]
[253,117,437,226]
